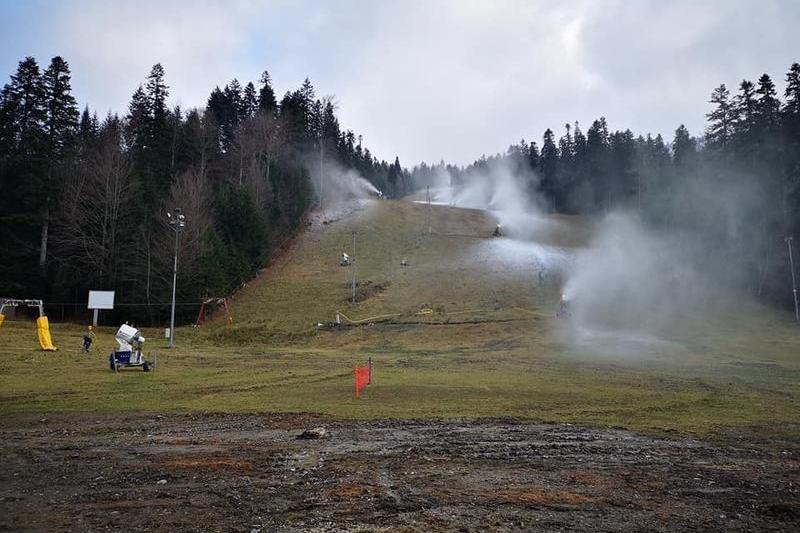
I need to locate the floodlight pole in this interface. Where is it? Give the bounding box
[786,236,799,323]
[169,229,179,347]
[168,208,186,348]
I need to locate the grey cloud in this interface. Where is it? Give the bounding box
[3,0,797,165]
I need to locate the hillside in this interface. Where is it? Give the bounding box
[1,199,799,439]
[212,199,581,344]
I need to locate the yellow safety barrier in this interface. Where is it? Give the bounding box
[36,315,58,351]
[0,313,5,328]
[337,310,402,325]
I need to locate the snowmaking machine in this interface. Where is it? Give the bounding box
[109,324,153,372]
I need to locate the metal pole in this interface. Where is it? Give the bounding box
[319,141,324,204]
[427,186,431,234]
[93,309,99,327]
[169,228,178,347]
[786,236,799,323]
[351,231,357,304]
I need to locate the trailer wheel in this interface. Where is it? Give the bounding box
[143,362,150,372]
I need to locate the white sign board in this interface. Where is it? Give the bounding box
[88,290,115,310]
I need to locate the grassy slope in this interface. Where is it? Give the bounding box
[1,199,798,439]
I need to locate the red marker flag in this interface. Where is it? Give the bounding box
[354,365,371,398]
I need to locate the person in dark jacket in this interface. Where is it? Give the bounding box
[83,325,96,353]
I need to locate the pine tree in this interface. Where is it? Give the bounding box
[734,79,757,141]
[387,156,402,198]
[205,86,228,150]
[299,78,317,141]
[586,118,609,148]
[310,99,323,142]
[540,128,559,209]
[0,57,52,282]
[78,106,99,143]
[706,84,733,147]
[321,100,340,150]
[753,74,784,215]
[0,56,47,155]
[755,74,781,133]
[783,63,800,149]
[241,82,258,119]
[207,81,242,153]
[41,56,78,157]
[127,64,174,207]
[258,70,277,114]
[167,105,183,174]
[751,73,788,239]
[785,63,800,116]
[558,123,573,164]
[0,84,11,155]
[586,118,611,210]
[125,85,149,152]
[672,124,696,167]
[528,141,539,171]
[573,122,587,160]
[279,89,308,150]
[784,63,800,238]
[224,79,243,119]
[145,63,169,124]
[34,57,79,274]
[299,78,315,106]
[609,129,637,204]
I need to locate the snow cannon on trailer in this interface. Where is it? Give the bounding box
[556,294,571,319]
[109,324,153,372]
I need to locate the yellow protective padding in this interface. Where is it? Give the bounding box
[0,313,5,327]
[36,315,58,351]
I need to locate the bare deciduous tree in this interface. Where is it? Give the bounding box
[237,110,283,209]
[148,166,214,298]
[51,124,139,290]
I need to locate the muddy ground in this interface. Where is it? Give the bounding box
[1,413,798,532]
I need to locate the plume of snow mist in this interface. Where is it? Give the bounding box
[309,156,381,204]
[442,156,548,239]
[560,212,711,354]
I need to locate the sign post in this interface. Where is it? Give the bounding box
[88,291,115,326]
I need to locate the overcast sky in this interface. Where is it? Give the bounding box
[1,0,798,165]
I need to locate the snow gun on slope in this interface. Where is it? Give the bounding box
[109,324,153,372]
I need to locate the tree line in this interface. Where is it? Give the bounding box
[0,56,403,323]
[411,62,800,310]
[4,54,798,319]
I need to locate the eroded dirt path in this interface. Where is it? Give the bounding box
[1,413,798,532]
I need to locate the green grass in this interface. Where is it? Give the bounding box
[1,200,799,440]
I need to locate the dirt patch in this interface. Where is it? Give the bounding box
[1,413,798,532]
[326,483,377,499]
[162,456,252,472]
[495,487,595,507]
[346,279,390,303]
